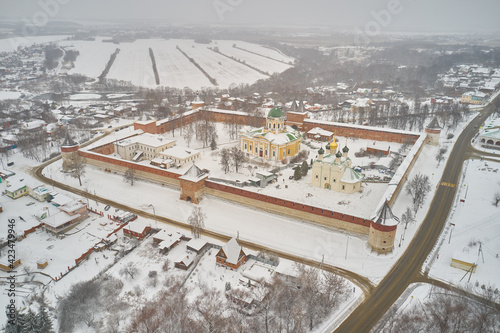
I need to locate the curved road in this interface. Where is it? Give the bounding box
[31,152,375,296]
[31,102,497,332]
[335,101,499,332]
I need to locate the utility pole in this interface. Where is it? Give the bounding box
[149,204,156,227]
[478,242,485,263]
[448,223,455,244]
[345,236,349,260]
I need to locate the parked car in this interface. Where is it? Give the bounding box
[104,205,111,211]
[7,162,14,167]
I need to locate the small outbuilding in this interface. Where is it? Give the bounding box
[216,238,246,270]
[451,251,477,273]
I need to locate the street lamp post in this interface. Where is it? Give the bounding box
[148,204,157,227]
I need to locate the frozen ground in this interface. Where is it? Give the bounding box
[56,38,293,89]
[427,159,500,291]
[0,35,68,53]
[41,110,475,286]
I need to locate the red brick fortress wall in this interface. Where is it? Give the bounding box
[205,180,373,234]
[303,119,420,144]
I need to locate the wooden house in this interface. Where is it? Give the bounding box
[123,223,151,240]
[216,238,246,270]
[174,255,194,270]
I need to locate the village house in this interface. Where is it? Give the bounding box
[461,91,487,105]
[27,182,51,202]
[306,127,334,142]
[174,254,195,270]
[478,118,500,149]
[350,98,375,113]
[186,238,209,254]
[216,237,247,270]
[123,222,151,240]
[4,178,28,199]
[153,229,182,253]
[42,200,88,234]
[366,142,391,156]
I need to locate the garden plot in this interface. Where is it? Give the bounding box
[153,40,213,89]
[59,37,120,78]
[180,42,268,88]
[216,40,295,64]
[213,43,293,74]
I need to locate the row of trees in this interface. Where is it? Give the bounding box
[220,147,246,173]
[5,304,54,333]
[58,274,125,332]
[382,286,500,332]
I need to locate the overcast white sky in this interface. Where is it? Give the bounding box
[1,0,500,33]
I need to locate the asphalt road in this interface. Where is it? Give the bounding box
[334,103,498,333]
[31,150,375,296]
[31,103,497,332]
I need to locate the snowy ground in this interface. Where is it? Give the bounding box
[57,38,293,89]
[39,110,475,287]
[0,35,69,53]
[426,159,500,291]
[0,91,23,100]
[0,106,482,330]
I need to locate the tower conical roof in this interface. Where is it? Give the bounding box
[427,116,441,130]
[62,132,78,147]
[374,200,400,226]
[183,163,205,178]
[298,100,305,112]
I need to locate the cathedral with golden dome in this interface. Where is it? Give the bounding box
[240,107,302,160]
[310,139,363,193]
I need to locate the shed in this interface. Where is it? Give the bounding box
[174,255,194,270]
[451,251,477,273]
[37,259,48,269]
[186,238,209,254]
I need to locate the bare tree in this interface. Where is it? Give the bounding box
[220,148,231,174]
[435,147,448,167]
[123,168,138,186]
[406,173,431,214]
[230,146,245,173]
[119,262,139,280]
[183,122,194,147]
[188,206,206,239]
[194,287,227,332]
[493,191,500,207]
[68,153,86,186]
[401,207,415,229]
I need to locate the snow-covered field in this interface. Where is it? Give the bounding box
[427,159,500,290]
[0,104,483,331]
[0,35,68,53]
[0,91,23,100]
[180,41,268,88]
[58,38,293,89]
[39,110,474,286]
[215,40,293,74]
[59,37,120,78]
